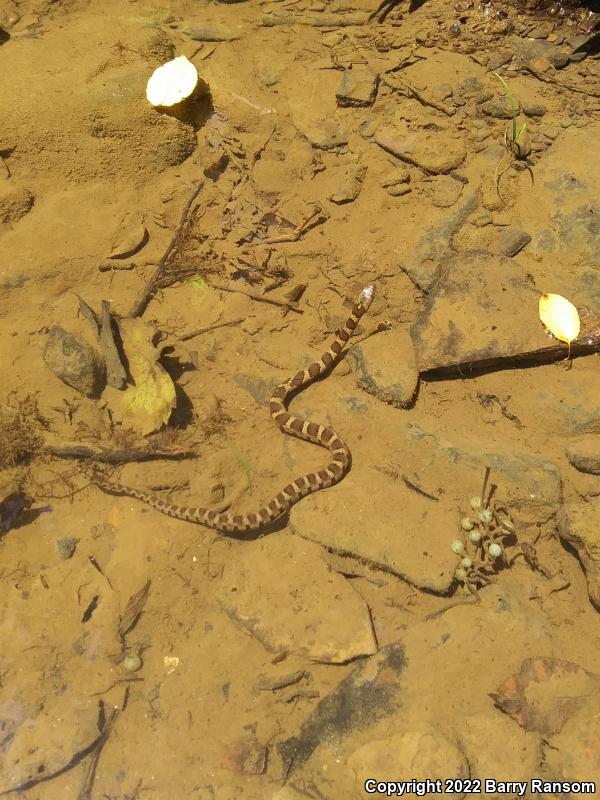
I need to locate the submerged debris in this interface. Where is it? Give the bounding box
[0,489,32,534]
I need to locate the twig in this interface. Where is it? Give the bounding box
[424,595,480,620]
[127,180,204,318]
[381,72,455,116]
[521,64,600,98]
[77,693,126,800]
[349,34,454,116]
[208,281,303,313]
[421,324,600,379]
[178,317,245,342]
[480,466,491,510]
[0,154,10,179]
[249,205,328,246]
[44,440,197,464]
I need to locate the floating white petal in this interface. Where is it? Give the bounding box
[146,55,199,108]
[538,293,580,344]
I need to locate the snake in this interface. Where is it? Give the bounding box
[91,284,375,534]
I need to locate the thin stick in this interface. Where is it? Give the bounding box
[45,441,196,464]
[248,206,327,247]
[480,466,491,511]
[381,72,455,117]
[77,696,123,800]
[425,595,480,621]
[208,281,303,313]
[178,317,245,342]
[127,180,204,318]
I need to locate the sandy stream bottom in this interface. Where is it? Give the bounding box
[1,0,600,797]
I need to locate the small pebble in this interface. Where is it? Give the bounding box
[56,537,78,560]
[472,212,493,228]
[526,23,554,40]
[381,167,410,188]
[486,48,513,71]
[387,184,411,197]
[548,51,569,69]
[496,227,532,257]
[523,103,546,118]
[358,118,379,139]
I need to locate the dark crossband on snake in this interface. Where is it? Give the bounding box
[91,285,375,534]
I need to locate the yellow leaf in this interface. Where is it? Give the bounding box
[113,319,176,436]
[538,293,580,345]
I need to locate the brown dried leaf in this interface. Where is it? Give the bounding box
[490,657,600,735]
[120,579,151,637]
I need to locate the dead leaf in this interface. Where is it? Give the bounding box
[490,657,600,735]
[108,211,148,260]
[120,579,151,638]
[108,318,176,436]
[100,300,127,389]
[219,733,268,775]
[0,489,32,534]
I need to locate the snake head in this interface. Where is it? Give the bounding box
[359,285,375,308]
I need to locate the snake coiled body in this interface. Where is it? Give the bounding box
[92,285,375,534]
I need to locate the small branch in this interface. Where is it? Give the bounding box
[127,180,204,318]
[381,72,455,116]
[521,64,600,98]
[208,281,303,313]
[77,694,125,800]
[421,327,600,379]
[249,205,328,246]
[45,440,197,464]
[178,317,245,342]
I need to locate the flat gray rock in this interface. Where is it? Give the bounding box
[330,162,367,205]
[411,250,540,373]
[0,697,101,793]
[183,23,242,41]
[295,117,349,150]
[278,643,405,777]
[375,120,466,175]
[495,227,532,257]
[527,125,600,267]
[290,419,561,589]
[214,535,377,664]
[401,191,478,291]
[43,326,106,398]
[348,327,419,409]
[336,66,378,108]
[558,500,600,609]
[566,436,600,474]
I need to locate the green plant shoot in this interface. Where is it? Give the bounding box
[493,72,527,153]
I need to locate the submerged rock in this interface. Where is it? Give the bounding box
[214,535,377,663]
[558,500,600,609]
[43,326,106,398]
[336,66,379,108]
